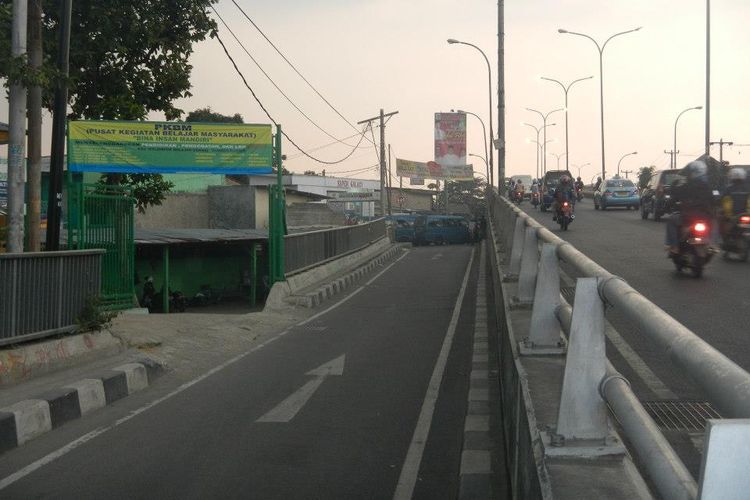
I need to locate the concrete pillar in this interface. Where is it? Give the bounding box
[523,244,563,353]
[515,227,539,304]
[506,217,525,278]
[556,278,607,441]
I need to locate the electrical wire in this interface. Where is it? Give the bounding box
[230,0,373,144]
[213,31,370,165]
[286,130,374,160]
[210,6,360,149]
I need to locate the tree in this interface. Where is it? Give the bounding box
[0,0,218,212]
[303,170,318,176]
[637,166,656,190]
[186,107,243,123]
[444,177,487,216]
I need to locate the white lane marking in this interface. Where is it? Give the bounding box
[297,250,409,328]
[256,355,346,423]
[430,253,443,260]
[393,246,476,500]
[557,269,676,399]
[0,327,292,492]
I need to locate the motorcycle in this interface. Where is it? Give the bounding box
[513,190,524,205]
[721,213,750,262]
[531,191,540,209]
[671,218,715,277]
[142,280,187,313]
[576,186,583,202]
[556,201,574,231]
[190,284,223,307]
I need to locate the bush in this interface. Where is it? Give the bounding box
[76,296,118,332]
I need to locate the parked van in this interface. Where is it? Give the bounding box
[388,213,417,242]
[413,215,471,246]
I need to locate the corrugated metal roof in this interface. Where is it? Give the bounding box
[135,228,268,245]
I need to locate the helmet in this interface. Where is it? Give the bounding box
[576,176,581,181]
[517,179,523,184]
[685,160,708,180]
[728,167,747,182]
[560,175,570,184]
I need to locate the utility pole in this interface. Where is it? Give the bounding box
[709,138,733,165]
[46,0,73,251]
[497,0,506,192]
[387,144,393,216]
[357,109,398,217]
[622,169,633,179]
[664,149,678,170]
[7,0,28,253]
[27,0,43,252]
[705,0,711,156]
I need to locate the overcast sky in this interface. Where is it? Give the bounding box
[3,0,750,184]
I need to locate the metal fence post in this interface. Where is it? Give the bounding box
[513,227,538,306]
[555,278,608,442]
[521,244,565,354]
[505,217,525,280]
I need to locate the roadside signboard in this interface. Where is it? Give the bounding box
[434,112,466,168]
[409,177,424,185]
[396,158,473,180]
[330,190,379,202]
[0,180,6,209]
[68,120,273,174]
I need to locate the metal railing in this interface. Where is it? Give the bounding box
[0,249,104,346]
[284,218,386,275]
[488,191,750,500]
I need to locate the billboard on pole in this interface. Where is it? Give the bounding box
[68,120,273,174]
[396,158,473,180]
[435,112,466,168]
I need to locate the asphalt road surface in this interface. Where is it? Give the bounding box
[0,244,501,499]
[523,197,750,475]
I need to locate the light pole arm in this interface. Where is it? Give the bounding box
[567,75,594,92]
[602,27,642,51]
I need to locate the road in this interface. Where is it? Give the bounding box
[0,244,506,499]
[522,197,750,475]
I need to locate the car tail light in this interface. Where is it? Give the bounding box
[693,222,708,235]
[740,216,750,224]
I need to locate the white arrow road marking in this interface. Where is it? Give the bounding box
[430,253,443,260]
[256,355,346,423]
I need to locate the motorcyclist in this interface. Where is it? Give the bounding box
[719,167,750,241]
[593,176,602,192]
[514,179,525,198]
[575,176,584,191]
[665,160,715,254]
[552,175,575,221]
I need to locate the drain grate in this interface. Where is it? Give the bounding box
[642,401,722,431]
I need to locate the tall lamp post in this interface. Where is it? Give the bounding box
[572,162,591,179]
[617,151,638,177]
[447,39,495,189]
[469,153,489,184]
[558,26,641,182]
[458,109,490,184]
[548,151,567,170]
[526,107,562,176]
[523,122,555,180]
[673,106,703,169]
[540,76,593,171]
[529,139,555,173]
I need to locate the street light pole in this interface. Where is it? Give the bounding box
[447,39,495,188]
[459,109,490,184]
[617,151,638,177]
[558,27,641,182]
[526,108,562,176]
[673,106,702,169]
[469,154,489,184]
[540,76,593,172]
[549,152,566,170]
[572,162,591,179]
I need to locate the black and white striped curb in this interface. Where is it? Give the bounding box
[0,359,163,455]
[459,246,501,499]
[288,245,405,308]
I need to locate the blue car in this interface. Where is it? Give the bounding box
[413,215,471,246]
[594,178,640,210]
[389,213,417,242]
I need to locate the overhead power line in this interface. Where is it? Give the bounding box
[229,0,374,145]
[213,31,370,165]
[210,6,361,148]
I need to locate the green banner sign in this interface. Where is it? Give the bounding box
[68,120,273,174]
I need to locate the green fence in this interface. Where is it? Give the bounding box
[68,183,135,309]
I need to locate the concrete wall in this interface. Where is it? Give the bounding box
[135,193,209,229]
[253,189,319,230]
[208,185,255,229]
[286,203,345,228]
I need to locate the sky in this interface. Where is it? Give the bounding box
[2,0,750,185]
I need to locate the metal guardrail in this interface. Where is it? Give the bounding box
[488,191,750,500]
[284,218,386,275]
[0,249,104,346]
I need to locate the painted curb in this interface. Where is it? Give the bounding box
[0,359,164,456]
